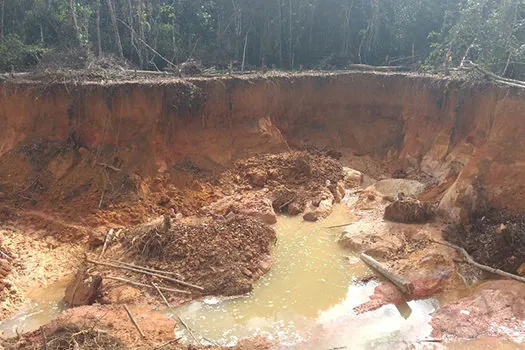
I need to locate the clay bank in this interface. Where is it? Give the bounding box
[0,71,523,349]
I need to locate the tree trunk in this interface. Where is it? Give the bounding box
[96,0,102,56]
[277,0,283,67]
[70,0,81,43]
[127,0,143,67]
[241,30,248,71]
[106,0,124,58]
[288,0,293,69]
[139,0,146,63]
[1,0,4,42]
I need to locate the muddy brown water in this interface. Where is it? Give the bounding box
[0,277,70,337]
[170,203,439,348]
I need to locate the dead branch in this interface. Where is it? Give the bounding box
[152,282,171,308]
[107,259,183,278]
[98,168,109,209]
[116,18,173,67]
[326,223,354,229]
[278,198,295,211]
[462,60,525,88]
[87,259,204,291]
[123,304,145,338]
[360,253,413,294]
[430,240,525,284]
[99,228,114,259]
[177,316,200,345]
[418,339,443,343]
[96,163,122,172]
[0,251,12,260]
[105,276,191,294]
[154,338,181,350]
[40,327,48,350]
[18,175,40,194]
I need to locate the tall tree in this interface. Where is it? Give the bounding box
[106,0,123,58]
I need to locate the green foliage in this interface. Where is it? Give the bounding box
[429,0,525,78]
[0,35,45,71]
[0,0,523,78]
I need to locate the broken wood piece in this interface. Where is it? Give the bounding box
[154,338,181,350]
[0,251,11,260]
[105,276,191,294]
[360,253,413,294]
[87,259,204,291]
[430,240,525,284]
[99,228,114,259]
[177,316,201,345]
[108,259,183,278]
[123,304,145,338]
[40,327,48,350]
[96,163,122,172]
[418,339,443,343]
[152,282,172,308]
[278,198,295,211]
[326,223,354,229]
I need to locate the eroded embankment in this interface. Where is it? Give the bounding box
[2,72,525,222]
[1,72,525,348]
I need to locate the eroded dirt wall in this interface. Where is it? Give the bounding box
[1,73,525,221]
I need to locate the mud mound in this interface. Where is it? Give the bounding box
[445,208,525,274]
[219,151,345,215]
[384,198,435,223]
[114,216,276,296]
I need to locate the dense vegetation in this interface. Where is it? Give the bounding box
[0,0,524,77]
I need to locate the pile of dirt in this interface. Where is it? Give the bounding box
[218,151,346,215]
[444,208,525,274]
[101,215,276,297]
[0,324,126,350]
[384,198,435,223]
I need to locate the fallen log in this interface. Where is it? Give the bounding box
[87,259,204,291]
[430,240,525,284]
[360,253,413,294]
[348,64,411,72]
[105,276,191,294]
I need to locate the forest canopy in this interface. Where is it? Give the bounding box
[0,0,524,78]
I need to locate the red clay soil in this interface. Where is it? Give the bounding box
[0,305,179,349]
[431,280,525,342]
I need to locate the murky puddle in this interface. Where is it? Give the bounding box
[170,204,438,348]
[0,277,69,337]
